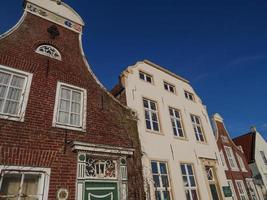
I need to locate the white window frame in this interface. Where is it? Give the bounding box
[36,45,62,61]
[224,146,239,171]
[169,107,185,138]
[164,81,176,94]
[220,150,228,170]
[260,151,267,165]
[235,180,249,200]
[236,153,247,172]
[191,114,206,142]
[143,98,160,132]
[180,163,199,200]
[246,178,259,200]
[184,90,195,101]
[0,165,50,200]
[139,71,153,84]
[227,179,237,200]
[53,82,87,132]
[0,65,32,122]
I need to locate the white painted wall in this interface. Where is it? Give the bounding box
[121,61,230,200]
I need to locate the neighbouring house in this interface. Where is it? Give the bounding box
[111,60,231,200]
[212,113,263,200]
[0,0,145,200]
[233,127,267,200]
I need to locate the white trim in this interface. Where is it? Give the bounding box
[36,45,62,61]
[71,141,134,155]
[52,81,87,132]
[227,179,237,200]
[86,187,115,190]
[0,65,33,122]
[224,146,239,171]
[236,153,247,172]
[0,165,50,200]
[235,180,249,200]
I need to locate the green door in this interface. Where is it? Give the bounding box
[85,182,118,200]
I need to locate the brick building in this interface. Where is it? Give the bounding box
[233,128,267,200]
[212,114,262,200]
[0,0,145,200]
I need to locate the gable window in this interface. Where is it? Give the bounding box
[164,82,175,94]
[224,146,239,171]
[143,98,160,132]
[236,154,247,172]
[0,65,32,121]
[191,115,205,142]
[0,166,50,200]
[180,163,199,200]
[36,45,62,60]
[139,71,153,84]
[219,151,228,170]
[235,180,249,200]
[53,82,86,131]
[184,91,194,101]
[151,161,172,200]
[260,151,267,165]
[169,107,185,138]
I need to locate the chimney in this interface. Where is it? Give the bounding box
[250,126,257,133]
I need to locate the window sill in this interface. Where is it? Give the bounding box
[145,129,163,135]
[0,114,25,122]
[53,123,86,132]
[173,136,188,141]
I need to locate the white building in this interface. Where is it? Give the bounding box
[233,128,267,200]
[112,60,231,200]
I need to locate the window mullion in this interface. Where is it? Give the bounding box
[18,173,24,200]
[2,73,12,113]
[79,92,83,127]
[68,90,73,125]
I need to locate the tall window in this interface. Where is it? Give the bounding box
[246,179,259,200]
[180,163,199,200]
[219,151,228,170]
[0,65,32,120]
[235,180,249,200]
[169,107,185,138]
[227,180,237,200]
[191,115,205,142]
[151,161,171,200]
[53,82,86,130]
[260,151,267,165]
[236,154,246,172]
[0,167,50,200]
[164,82,175,94]
[224,146,239,171]
[184,91,194,101]
[139,71,153,84]
[143,98,160,132]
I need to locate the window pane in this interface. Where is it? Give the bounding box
[152,112,158,121]
[0,72,11,84]
[181,164,186,175]
[189,176,196,187]
[58,111,69,123]
[146,76,152,83]
[71,102,81,113]
[60,100,70,112]
[191,190,198,200]
[0,85,8,98]
[11,76,25,88]
[72,91,81,102]
[153,122,159,131]
[3,100,19,115]
[70,114,80,126]
[0,173,22,196]
[160,163,167,174]
[7,87,22,101]
[150,102,156,110]
[22,174,39,196]
[187,165,193,175]
[162,175,169,187]
[139,72,145,80]
[61,88,71,99]
[155,191,161,200]
[183,176,189,187]
[163,191,171,200]
[146,120,151,130]
[153,175,160,187]
[143,99,148,108]
[151,162,158,173]
[185,190,191,200]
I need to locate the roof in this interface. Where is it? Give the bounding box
[26,0,85,25]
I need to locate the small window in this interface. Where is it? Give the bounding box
[143,98,160,132]
[236,154,246,172]
[260,151,267,165]
[139,71,153,84]
[0,65,32,121]
[219,151,228,170]
[53,82,86,131]
[151,161,172,200]
[180,163,199,200]
[224,146,239,171]
[169,107,185,138]
[184,91,195,101]
[191,115,206,142]
[36,45,62,60]
[235,180,249,200]
[164,82,175,94]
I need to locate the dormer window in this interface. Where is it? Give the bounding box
[185,91,195,101]
[36,45,62,60]
[139,71,153,84]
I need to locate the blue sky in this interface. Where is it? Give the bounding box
[1,0,267,138]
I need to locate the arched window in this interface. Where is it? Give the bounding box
[36,45,62,60]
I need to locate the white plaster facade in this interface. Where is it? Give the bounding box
[118,60,230,200]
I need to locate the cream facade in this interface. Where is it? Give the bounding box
[115,60,231,200]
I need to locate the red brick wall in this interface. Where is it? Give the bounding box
[0,12,145,200]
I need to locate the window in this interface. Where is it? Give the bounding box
[151,161,171,200]
[205,166,220,200]
[53,82,86,131]
[219,151,228,170]
[36,45,62,60]
[164,82,175,94]
[169,107,185,138]
[0,166,50,200]
[227,180,237,200]
[260,151,267,165]
[139,71,153,83]
[184,91,194,101]
[180,163,199,200]
[235,180,249,200]
[246,179,259,200]
[191,115,205,142]
[236,154,247,172]
[0,65,32,121]
[224,146,239,171]
[143,98,160,132]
